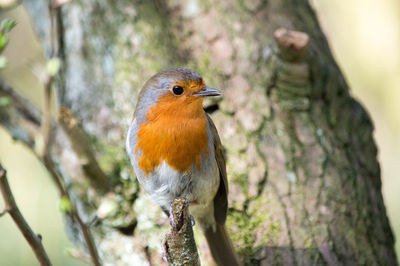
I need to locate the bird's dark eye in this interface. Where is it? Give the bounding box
[172,85,184,95]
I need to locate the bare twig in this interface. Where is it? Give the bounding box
[41,113,102,266]
[0,79,41,149]
[42,0,59,158]
[58,107,110,192]
[0,2,104,264]
[0,79,42,125]
[74,209,102,266]
[42,157,102,266]
[41,75,54,157]
[0,164,52,266]
[0,208,9,217]
[41,1,103,264]
[163,198,200,266]
[0,77,102,266]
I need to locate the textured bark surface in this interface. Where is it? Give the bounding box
[7,0,397,265]
[164,198,200,266]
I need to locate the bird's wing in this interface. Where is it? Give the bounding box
[206,114,228,225]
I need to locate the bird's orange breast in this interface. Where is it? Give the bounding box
[135,94,209,174]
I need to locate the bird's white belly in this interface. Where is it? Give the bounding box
[140,159,219,213]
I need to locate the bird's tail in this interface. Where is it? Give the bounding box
[204,224,241,266]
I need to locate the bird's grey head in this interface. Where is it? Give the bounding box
[134,68,204,123]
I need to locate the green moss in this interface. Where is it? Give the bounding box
[0,96,11,107]
[304,237,313,251]
[98,146,123,171]
[267,221,281,242]
[227,198,278,259]
[234,174,249,195]
[188,51,224,86]
[227,210,258,257]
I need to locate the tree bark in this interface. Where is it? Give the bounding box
[7,0,397,265]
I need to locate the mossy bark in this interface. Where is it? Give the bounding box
[19,0,398,265]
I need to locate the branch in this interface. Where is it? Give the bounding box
[74,207,102,266]
[0,163,52,266]
[274,27,309,63]
[41,75,54,158]
[0,79,42,125]
[270,27,311,110]
[1,4,103,264]
[0,80,41,148]
[58,107,110,192]
[41,156,102,266]
[39,2,104,263]
[163,198,200,266]
[0,79,102,266]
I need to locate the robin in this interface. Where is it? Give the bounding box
[126,68,241,266]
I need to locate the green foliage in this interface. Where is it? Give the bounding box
[0,19,16,33]
[59,196,72,214]
[227,198,279,260]
[0,18,16,69]
[46,57,61,76]
[0,35,8,51]
[0,96,11,107]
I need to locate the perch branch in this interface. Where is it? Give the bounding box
[0,163,52,266]
[163,198,200,266]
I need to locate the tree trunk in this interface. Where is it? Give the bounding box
[9,0,397,265]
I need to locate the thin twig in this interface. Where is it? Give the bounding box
[41,75,54,157]
[42,157,102,266]
[0,164,52,266]
[0,78,102,265]
[42,1,103,265]
[74,209,102,266]
[0,208,9,217]
[0,2,104,263]
[0,86,36,148]
[0,79,42,125]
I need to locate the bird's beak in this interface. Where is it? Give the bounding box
[193,87,221,97]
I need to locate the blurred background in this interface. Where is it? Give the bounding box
[0,0,399,264]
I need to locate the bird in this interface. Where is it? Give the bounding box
[126,67,241,266]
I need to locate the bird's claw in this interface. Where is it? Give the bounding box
[190,215,195,226]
